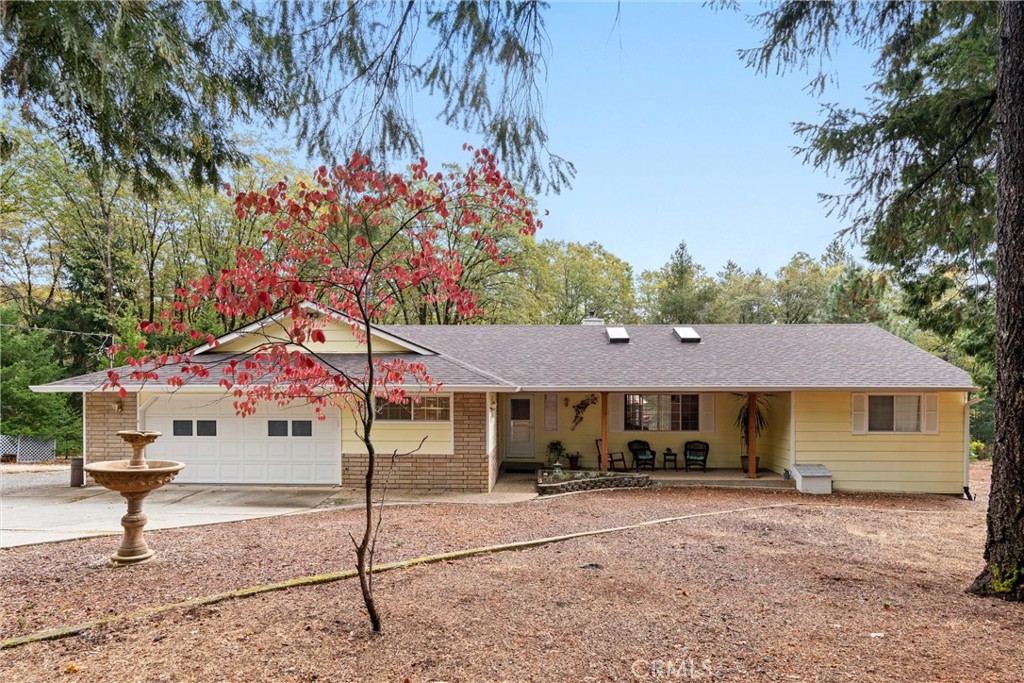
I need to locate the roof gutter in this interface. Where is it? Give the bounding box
[30,383,514,395]
[504,385,979,394]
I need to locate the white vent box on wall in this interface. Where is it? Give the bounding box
[792,464,832,495]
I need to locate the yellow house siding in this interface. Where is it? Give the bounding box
[533,392,603,467]
[341,404,453,456]
[759,392,791,475]
[216,316,410,354]
[341,392,489,492]
[793,391,965,494]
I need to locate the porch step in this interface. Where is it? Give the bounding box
[648,470,797,491]
[500,461,542,474]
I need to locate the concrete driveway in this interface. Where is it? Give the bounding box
[1,468,537,548]
[1,469,348,548]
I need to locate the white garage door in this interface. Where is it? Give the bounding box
[142,396,341,485]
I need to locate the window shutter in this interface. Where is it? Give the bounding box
[923,393,939,434]
[852,393,868,434]
[609,393,624,433]
[699,393,715,433]
[543,393,558,431]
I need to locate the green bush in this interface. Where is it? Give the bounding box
[970,440,990,460]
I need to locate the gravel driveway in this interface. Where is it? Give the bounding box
[0,469,69,496]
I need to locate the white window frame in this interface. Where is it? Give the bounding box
[623,393,703,432]
[852,392,939,435]
[377,394,453,423]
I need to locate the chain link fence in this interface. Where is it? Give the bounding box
[0,434,57,462]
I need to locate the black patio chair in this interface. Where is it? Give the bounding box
[683,440,709,472]
[627,440,657,471]
[596,439,627,471]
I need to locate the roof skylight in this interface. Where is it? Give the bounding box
[606,326,630,344]
[673,326,701,343]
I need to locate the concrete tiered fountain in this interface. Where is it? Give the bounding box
[84,430,184,565]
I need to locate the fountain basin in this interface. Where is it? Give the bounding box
[85,460,185,493]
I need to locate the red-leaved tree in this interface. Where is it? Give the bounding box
[106,148,539,631]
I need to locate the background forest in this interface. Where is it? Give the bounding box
[0,125,993,456]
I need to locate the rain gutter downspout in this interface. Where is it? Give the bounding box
[964,394,984,500]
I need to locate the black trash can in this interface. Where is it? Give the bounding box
[70,457,85,487]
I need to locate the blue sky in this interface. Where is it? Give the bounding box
[413,2,878,277]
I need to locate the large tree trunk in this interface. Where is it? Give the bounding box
[969,0,1024,600]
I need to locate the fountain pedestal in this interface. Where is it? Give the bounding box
[84,430,184,566]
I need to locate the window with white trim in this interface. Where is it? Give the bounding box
[852,393,939,434]
[377,395,451,422]
[624,393,700,431]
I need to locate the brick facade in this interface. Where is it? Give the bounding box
[341,392,492,492]
[84,392,139,464]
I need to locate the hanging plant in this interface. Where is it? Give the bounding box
[571,393,599,430]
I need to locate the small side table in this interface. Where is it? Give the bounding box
[663,448,678,470]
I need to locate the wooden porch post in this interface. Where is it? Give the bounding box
[747,392,757,478]
[600,391,609,471]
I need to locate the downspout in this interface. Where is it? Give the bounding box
[964,394,984,500]
[79,392,87,486]
[137,395,159,431]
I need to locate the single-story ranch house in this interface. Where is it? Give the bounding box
[33,312,976,495]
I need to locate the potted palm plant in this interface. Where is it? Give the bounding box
[733,393,771,472]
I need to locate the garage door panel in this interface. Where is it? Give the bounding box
[242,420,265,439]
[267,463,291,480]
[218,464,244,482]
[219,421,243,438]
[141,396,341,485]
[266,442,290,458]
[244,463,269,480]
[219,442,243,461]
[193,463,222,481]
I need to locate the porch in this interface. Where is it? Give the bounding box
[499,390,793,480]
[647,467,794,489]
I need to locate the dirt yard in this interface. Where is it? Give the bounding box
[1,462,1020,682]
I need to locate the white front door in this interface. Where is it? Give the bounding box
[506,396,535,459]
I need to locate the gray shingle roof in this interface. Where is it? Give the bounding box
[381,323,976,391]
[35,353,511,392]
[34,323,975,393]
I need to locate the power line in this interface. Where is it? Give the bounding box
[0,323,113,340]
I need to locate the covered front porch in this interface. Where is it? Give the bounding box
[498,390,793,479]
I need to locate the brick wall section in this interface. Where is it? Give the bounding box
[341,392,491,492]
[84,393,139,464]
